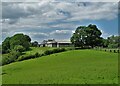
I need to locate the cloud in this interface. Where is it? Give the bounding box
[65,2,118,21]
[50,30,72,35]
[2,2,118,24]
[1,0,119,2]
[50,30,73,40]
[1,1,118,42]
[100,29,111,39]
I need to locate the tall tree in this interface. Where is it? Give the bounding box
[2,33,31,54]
[71,24,103,48]
[2,37,11,53]
[31,41,39,47]
[107,35,120,48]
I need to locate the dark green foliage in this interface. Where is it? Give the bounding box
[102,39,109,47]
[31,41,39,47]
[44,50,53,55]
[17,48,67,62]
[44,48,66,55]
[35,52,39,57]
[17,52,44,61]
[17,54,36,61]
[10,34,31,50]
[65,47,75,50]
[14,45,25,52]
[71,24,103,48]
[2,33,31,54]
[2,37,11,53]
[2,50,21,65]
[104,35,120,48]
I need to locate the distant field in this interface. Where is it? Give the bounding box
[2,49,118,84]
[23,47,55,54]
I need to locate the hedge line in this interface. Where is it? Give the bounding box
[17,48,67,61]
[1,47,88,66]
[2,48,74,65]
[94,48,119,53]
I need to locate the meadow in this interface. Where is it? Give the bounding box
[23,47,55,54]
[2,49,118,84]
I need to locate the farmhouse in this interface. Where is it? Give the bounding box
[40,39,73,47]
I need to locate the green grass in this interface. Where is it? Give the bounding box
[23,47,55,55]
[2,50,118,84]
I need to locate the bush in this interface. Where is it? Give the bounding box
[17,54,36,61]
[2,55,9,65]
[14,45,25,52]
[59,48,66,52]
[35,52,39,57]
[44,50,53,55]
[44,48,66,55]
[2,50,21,65]
[17,52,43,61]
[65,47,75,50]
[2,47,68,65]
[108,44,118,48]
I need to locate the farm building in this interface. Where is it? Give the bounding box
[39,39,73,47]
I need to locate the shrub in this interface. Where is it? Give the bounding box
[14,45,25,52]
[35,52,39,57]
[52,48,59,53]
[44,48,66,56]
[2,50,21,65]
[66,47,75,50]
[2,55,9,65]
[44,50,53,55]
[39,53,45,57]
[17,52,43,61]
[59,48,66,52]
[17,54,36,61]
[2,47,68,65]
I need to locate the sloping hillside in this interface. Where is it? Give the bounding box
[2,50,118,84]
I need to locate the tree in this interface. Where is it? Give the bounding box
[31,41,38,47]
[2,37,11,53]
[9,34,31,50]
[2,33,31,54]
[71,24,102,48]
[102,39,109,48]
[14,45,25,52]
[107,35,120,48]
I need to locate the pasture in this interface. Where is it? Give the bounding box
[2,49,118,84]
[23,47,55,55]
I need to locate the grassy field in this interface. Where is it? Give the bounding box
[23,47,55,54]
[2,49,118,84]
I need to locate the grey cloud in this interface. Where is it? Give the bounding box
[1,2,118,42]
[2,3,30,19]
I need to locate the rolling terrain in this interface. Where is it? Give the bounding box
[2,49,118,84]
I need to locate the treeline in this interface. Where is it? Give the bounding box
[71,24,119,48]
[1,24,119,65]
[2,47,74,65]
[102,35,119,48]
[2,34,31,54]
[1,34,31,65]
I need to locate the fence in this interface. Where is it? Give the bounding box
[94,47,119,53]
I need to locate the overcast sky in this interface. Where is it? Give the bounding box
[1,0,118,43]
